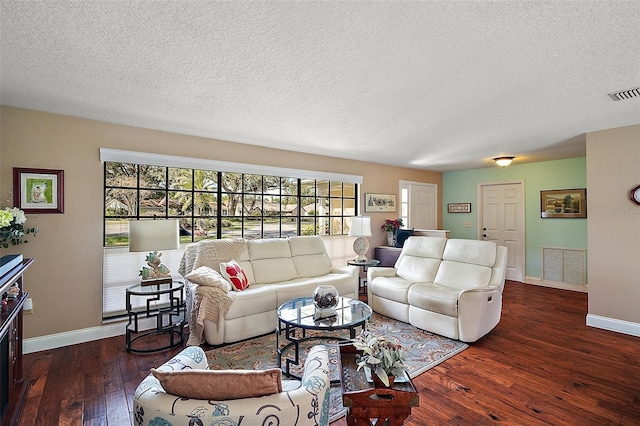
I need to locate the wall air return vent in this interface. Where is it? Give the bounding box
[542,246,586,286]
[608,86,640,101]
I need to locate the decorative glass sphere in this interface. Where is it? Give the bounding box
[313,285,339,310]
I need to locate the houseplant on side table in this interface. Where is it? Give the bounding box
[381,218,403,247]
[353,328,407,387]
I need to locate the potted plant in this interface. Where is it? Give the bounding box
[352,329,407,387]
[381,218,403,247]
[0,207,38,248]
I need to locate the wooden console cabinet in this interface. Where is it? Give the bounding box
[375,246,402,267]
[0,258,33,426]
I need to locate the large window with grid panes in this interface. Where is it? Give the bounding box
[104,163,358,246]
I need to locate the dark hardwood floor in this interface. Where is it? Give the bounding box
[17,281,640,425]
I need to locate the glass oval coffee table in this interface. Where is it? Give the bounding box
[276,296,372,380]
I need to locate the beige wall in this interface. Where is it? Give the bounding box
[586,124,640,323]
[0,106,441,339]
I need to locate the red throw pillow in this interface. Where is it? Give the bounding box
[220,260,249,291]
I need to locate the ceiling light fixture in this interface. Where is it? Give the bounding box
[494,156,515,167]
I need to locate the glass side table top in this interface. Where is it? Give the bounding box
[347,259,380,267]
[126,281,183,295]
[277,296,372,330]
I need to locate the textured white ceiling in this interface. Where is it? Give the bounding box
[1,1,639,171]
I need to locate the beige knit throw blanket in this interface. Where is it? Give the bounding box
[185,238,246,346]
[188,287,234,346]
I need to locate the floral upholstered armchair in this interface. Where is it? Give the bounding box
[133,345,330,426]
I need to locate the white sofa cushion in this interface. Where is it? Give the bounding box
[442,239,497,267]
[395,237,446,282]
[289,236,332,277]
[369,275,415,304]
[396,257,441,283]
[248,239,298,283]
[225,284,277,319]
[407,283,459,317]
[399,236,447,260]
[271,273,356,306]
[433,261,492,290]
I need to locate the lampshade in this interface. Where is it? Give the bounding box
[129,219,180,252]
[494,156,515,167]
[348,216,372,237]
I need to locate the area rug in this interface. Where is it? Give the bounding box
[206,313,468,422]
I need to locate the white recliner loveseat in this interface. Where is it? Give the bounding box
[367,236,507,342]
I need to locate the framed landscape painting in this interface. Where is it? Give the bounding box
[540,188,586,218]
[13,167,65,214]
[364,193,396,212]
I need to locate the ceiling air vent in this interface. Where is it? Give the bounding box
[608,86,640,101]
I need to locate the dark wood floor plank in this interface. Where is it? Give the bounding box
[83,369,106,422]
[58,396,83,426]
[17,281,640,426]
[83,418,107,426]
[24,351,52,399]
[105,390,130,426]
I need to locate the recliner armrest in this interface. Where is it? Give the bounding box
[367,266,398,283]
[331,264,359,278]
[458,286,501,302]
[457,286,503,342]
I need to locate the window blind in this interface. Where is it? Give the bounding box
[99,148,364,184]
[102,246,186,319]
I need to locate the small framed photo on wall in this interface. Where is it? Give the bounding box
[13,167,65,214]
[448,203,471,213]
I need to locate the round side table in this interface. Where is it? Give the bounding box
[125,281,186,353]
[347,259,381,294]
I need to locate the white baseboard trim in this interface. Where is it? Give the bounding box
[524,276,588,293]
[586,314,640,337]
[23,317,159,354]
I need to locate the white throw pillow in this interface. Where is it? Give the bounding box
[185,266,233,292]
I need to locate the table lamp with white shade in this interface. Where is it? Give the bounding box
[348,216,372,261]
[129,219,180,286]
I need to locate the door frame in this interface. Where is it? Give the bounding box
[399,180,438,229]
[476,180,525,282]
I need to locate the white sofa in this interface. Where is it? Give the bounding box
[367,236,507,342]
[179,236,358,345]
[134,344,331,426]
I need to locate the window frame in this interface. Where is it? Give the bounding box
[104,163,358,245]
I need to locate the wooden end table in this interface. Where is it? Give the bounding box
[338,342,419,426]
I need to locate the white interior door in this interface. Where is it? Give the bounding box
[401,181,437,229]
[479,181,525,282]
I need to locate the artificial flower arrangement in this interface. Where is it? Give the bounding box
[352,327,407,387]
[0,207,38,248]
[381,218,403,232]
